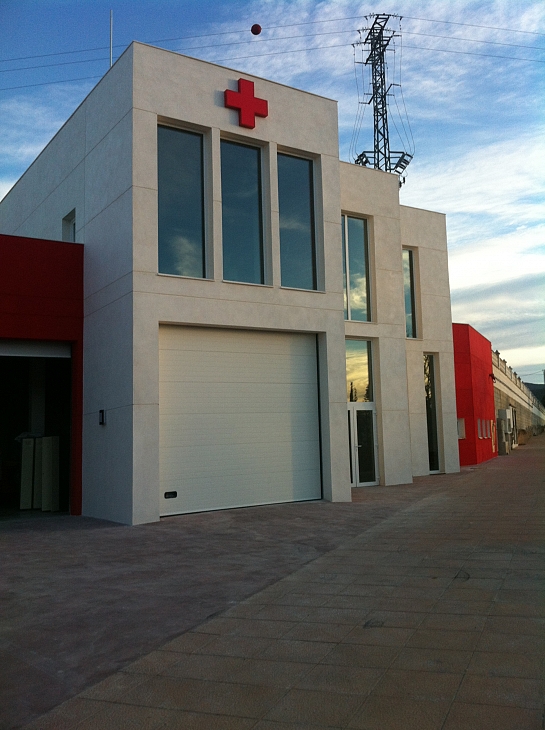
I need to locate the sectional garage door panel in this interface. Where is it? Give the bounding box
[159,326,321,515]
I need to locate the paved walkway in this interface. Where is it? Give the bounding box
[10,436,545,729]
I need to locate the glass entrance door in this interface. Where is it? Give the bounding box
[348,403,378,486]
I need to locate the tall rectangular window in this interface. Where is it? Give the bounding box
[62,209,76,242]
[345,340,373,402]
[424,354,439,471]
[278,154,316,290]
[342,215,370,321]
[157,126,205,278]
[403,248,417,338]
[221,140,263,284]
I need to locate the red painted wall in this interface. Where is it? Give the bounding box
[453,323,497,466]
[0,234,83,514]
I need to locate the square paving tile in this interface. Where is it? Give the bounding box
[343,626,415,646]
[406,628,481,651]
[371,668,463,702]
[420,613,487,632]
[391,647,472,673]
[74,703,175,730]
[161,654,246,682]
[281,621,354,643]
[466,651,544,679]
[257,639,337,664]
[263,687,365,726]
[477,631,545,655]
[194,635,273,658]
[357,610,427,628]
[229,658,313,687]
[484,616,545,636]
[443,702,543,730]
[347,695,451,730]
[456,674,544,709]
[120,676,285,717]
[319,642,400,669]
[80,672,149,701]
[294,663,383,695]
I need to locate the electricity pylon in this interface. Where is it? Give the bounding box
[354,14,412,177]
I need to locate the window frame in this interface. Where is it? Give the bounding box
[220,137,266,286]
[402,247,418,338]
[157,122,208,280]
[342,214,372,322]
[277,151,318,291]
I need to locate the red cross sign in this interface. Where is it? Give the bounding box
[224,79,268,129]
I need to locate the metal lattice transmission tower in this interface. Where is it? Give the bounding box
[354,14,412,177]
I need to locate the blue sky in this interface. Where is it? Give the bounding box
[1,0,544,381]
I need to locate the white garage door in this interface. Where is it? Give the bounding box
[159,326,322,515]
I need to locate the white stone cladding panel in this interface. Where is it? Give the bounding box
[132,44,339,158]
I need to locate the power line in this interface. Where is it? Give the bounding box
[403,30,544,51]
[0,75,103,92]
[2,35,545,92]
[402,43,545,63]
[0,30,357,74]
[4,27,543,75]
[402,15,545,36]
[1,13,543,65]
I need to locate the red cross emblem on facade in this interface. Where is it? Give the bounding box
[224,79,268,129]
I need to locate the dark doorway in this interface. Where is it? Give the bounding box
[0,356,71,514]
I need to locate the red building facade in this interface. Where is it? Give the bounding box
[453,323,497,466]
[0,234,83,513]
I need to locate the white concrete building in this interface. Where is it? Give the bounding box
[0,43,459,525]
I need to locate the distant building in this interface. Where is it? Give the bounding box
[0,43,460,524]
[452,324,497,466]
[493,351,545,444]
[453,323,545,466]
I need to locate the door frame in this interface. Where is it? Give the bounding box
[347,402,379,487]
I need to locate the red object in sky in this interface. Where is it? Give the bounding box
[224,78,268,129]
[251,24,262,35]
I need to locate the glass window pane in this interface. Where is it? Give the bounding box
[342,215,348,318]
[346,340,373,402]
[424,354,439,470]
[158,126,205,277]
[357,410,376,482]
[221,140,263,284]
[344,216,370,321]
[403,249,417,338]
[278,154,316,290]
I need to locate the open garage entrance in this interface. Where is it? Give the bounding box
[0,346,72,515]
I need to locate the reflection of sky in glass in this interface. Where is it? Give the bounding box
[403,249,416,337]
[158,126,205,277]
[346,340,373,402]
[278,154,316,290]
[343,216,370,321]
[221,141,263,284]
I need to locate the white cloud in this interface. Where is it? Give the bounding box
[0,178,17,200]
[400,132,545,228]
[497,345,545,371]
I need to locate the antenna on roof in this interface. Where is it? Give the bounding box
[351,14,414,185]
[110,10,113,68]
